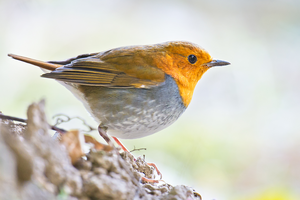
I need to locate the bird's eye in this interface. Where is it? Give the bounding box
[188,54,197,64]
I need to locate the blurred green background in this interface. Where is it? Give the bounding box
[1,0,300,199]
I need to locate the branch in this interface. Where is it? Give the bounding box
[0,113,66,133]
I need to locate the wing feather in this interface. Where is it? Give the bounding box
[42,48,166,88]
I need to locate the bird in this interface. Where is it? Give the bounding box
[8,41,230,151]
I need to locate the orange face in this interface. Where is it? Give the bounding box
[153,41,213,107]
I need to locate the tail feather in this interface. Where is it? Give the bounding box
[8,54,61,71]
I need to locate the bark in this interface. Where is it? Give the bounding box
[0,101,201,200]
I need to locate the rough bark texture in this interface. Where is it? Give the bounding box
[0,101,201,200]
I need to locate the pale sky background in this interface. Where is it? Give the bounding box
[1,0,300,199]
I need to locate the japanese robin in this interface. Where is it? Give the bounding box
[8,41,230,149]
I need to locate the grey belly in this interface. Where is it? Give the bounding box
[67,75,186,139]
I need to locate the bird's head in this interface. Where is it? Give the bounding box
[153,41,230,106]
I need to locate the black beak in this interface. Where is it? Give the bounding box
[204,59,230,67]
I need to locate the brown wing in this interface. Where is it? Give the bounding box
[42,47,166,88]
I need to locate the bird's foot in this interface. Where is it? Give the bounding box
[97,130,163,183]
[146,162,162,180]
[112,137,163,182]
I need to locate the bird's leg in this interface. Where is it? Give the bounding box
[112,136,130,152]
[98,125,114,147]
[112,136,162,181]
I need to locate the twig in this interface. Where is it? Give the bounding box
[130,146,147,153]
[52,114,96,133]
[0,113,66,133]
